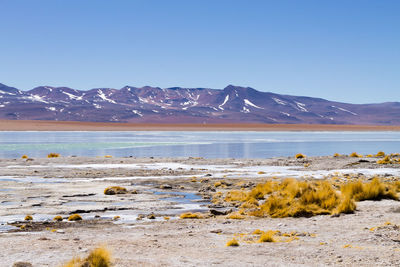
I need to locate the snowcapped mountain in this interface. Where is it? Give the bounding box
[0,82,399,125]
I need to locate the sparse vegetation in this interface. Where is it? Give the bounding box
[333,153,341,157]
[68,214,83,221]
[24,215,33,221]
[295,153,305,159]
[104,186,128,195]
[47,153,60,158]
[104,155,112,158]
[63,246,111,267]
[21,155,28,159]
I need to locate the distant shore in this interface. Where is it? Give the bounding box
[1,119,400,131]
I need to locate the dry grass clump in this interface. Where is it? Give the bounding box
[47,153,60,158]
[68,214,83,221]
[249,179,348,218]
[333,153,341,157]
[179,212,203,219]
[24,215,33,221]
[21,155,28,159]
[104,155,112,158]
[377,155,393,164]
[349,152,361,158]
[226,212,245,220]
[258,230,278,242]
[63,246,111,267]
[53,215,63,222]
[376,151,386,157]
[226,238,239,247]
[104,186,127,195]
[341,178,398,201]
[295,153,305,159]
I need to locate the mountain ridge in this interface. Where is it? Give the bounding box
[0,83,399,125]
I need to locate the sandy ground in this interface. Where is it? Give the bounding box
[1,156,400,266]
[1,120,400,131]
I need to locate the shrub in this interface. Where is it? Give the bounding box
[258,230,277,242]
[21,155,28,159]
[104,186,127,195]
[47,153,60,158]
[68,214,83,221]
[24,215,33,221]
[349,152,360,158]
[63,246,111,267]
[179,212,203,219]
[226,238,239,247]
[295,153,305,159]
[53,215,63,222]
[333,153,341,157]
[252,229,263,235]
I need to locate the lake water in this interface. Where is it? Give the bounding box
[0,131,399,158]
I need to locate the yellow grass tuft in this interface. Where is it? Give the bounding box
[47,153,60,158]
[349,152,361,158]
[376,151,386,157]
[179,212,203,219]
[63,246,111,267]
[226,212,245,220]
[68,214,83,221]
[377,155,392,164]
[113,216,120,221]
[341,178,398,201]
[257,171,266,174]
[252,229,263,235]
[295,153,305,159]
[258,230,277,242]
[333,153,341,157]
[104,186,127,195]
[104,155,112,158]
[21,155,28,159]
[335,196,356,214]
[53,215,63,222]
[226,238,239,247]
[214,181,222,187]
[24,215,33,221]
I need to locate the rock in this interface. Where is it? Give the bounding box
[210,208,232,216]
[13,262,33,267]
[159,184,173,189]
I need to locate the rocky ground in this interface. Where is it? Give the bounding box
[1,155,400,266]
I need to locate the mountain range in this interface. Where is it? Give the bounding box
[0,83,399,125]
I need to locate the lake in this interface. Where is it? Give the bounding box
[0,131,399,158]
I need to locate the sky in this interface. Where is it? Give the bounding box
[0,0,399,104]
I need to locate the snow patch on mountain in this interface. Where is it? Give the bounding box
[244,99,263,109]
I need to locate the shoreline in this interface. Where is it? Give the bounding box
[1,119,400,131]
[1,155,400,266]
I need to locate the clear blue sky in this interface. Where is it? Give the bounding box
[1,0,399,103]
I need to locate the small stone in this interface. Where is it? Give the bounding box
[13,262,33,267]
